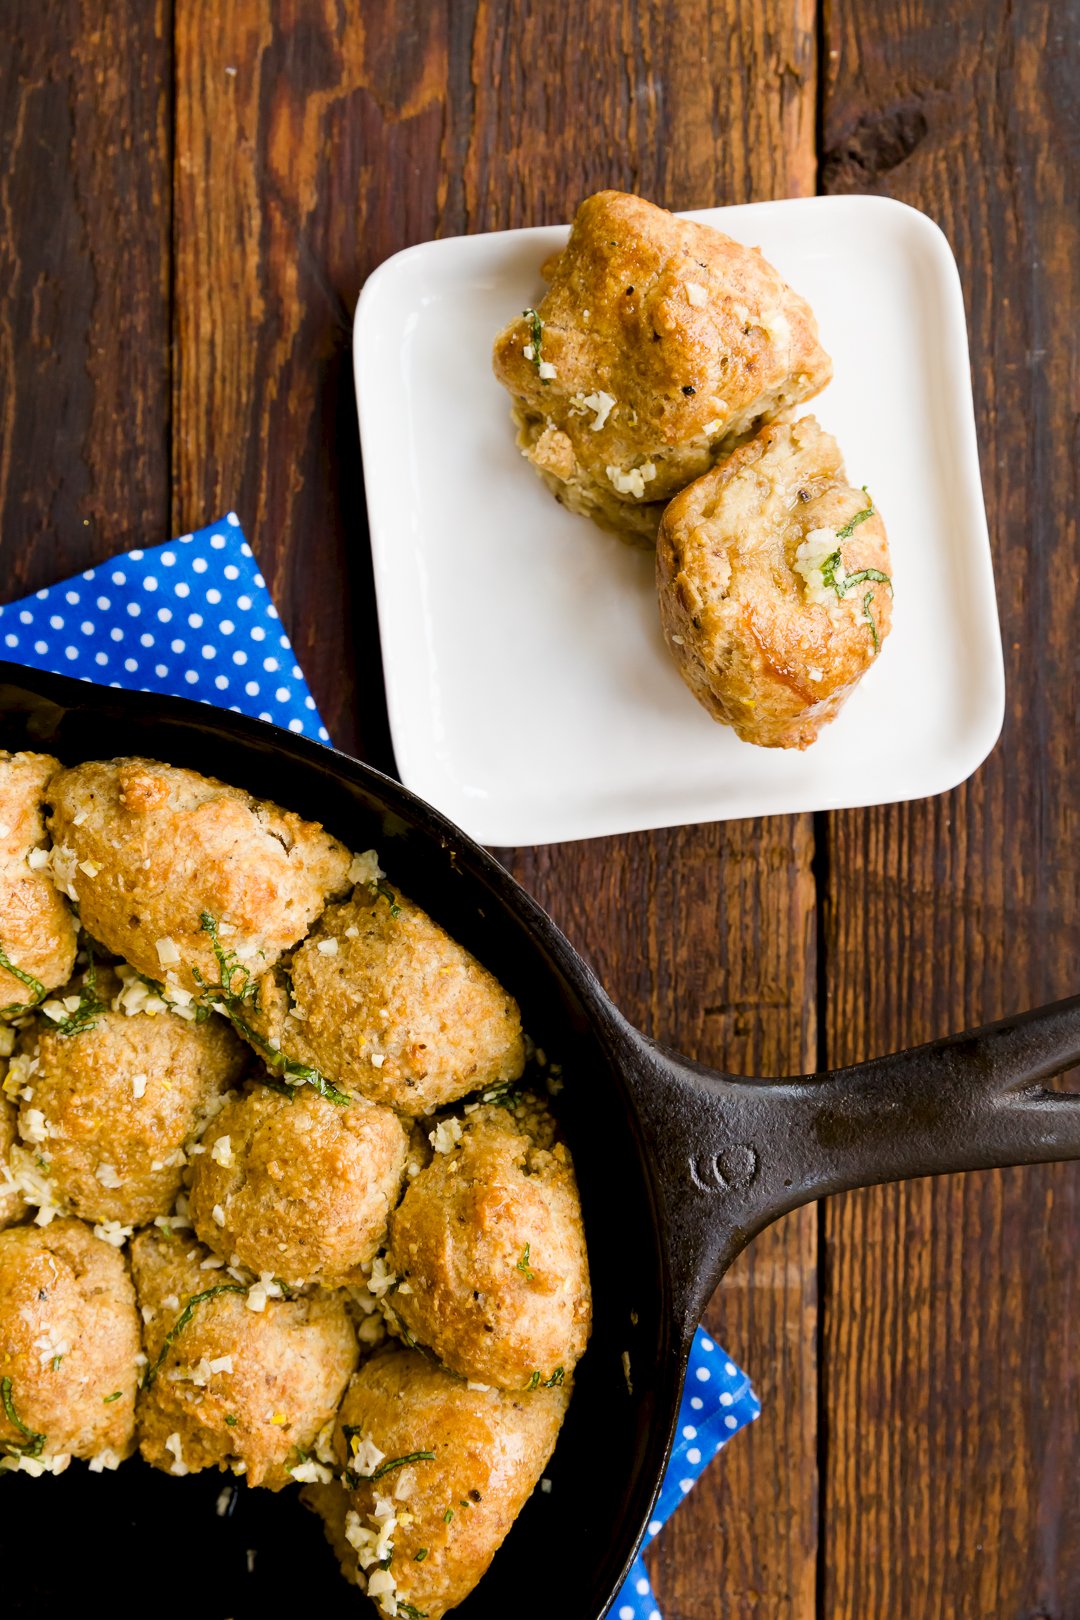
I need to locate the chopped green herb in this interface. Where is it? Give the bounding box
[813,488,892,650]
[516,1244,534,1282]
[443,1508,454,1523]
[55,941,106,1038]
[819,549,844,593]
[842,567,891,591]
[274,1057,351,1107]
[398,1605,429,1619]
[196,911,255,1002]
[341,1428,436,1488]
[0,1377,45,1459]
[414,1549,429,1562]
[355,1450,436,1483]
[36,1157,48,1171]
[142,1283,248,1390]
[479,1079,520,1110]
[103,1391,123,1404]
[50,1355,63,1372]
[529,1366,564,1389]
[225,1413,239,1427]
[835,488,874,540]
[0,943,47,1019]
[397,1322,421,1351]
[522,308,546,382]
[862,590,880,652]
[375,881,402,919]
[194,914,351,1105]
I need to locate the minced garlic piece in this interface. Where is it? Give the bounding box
[291,1457,334,1484]
[365,1255,398,1300]
[21,1108,49,1144]
[793,527,842,605]
[348,848,383,887]
[606,461,657,499]
[87,1448,123,1473]
[47,845,80,901]
[429,1117,463,1154]
[569,389,616,431]
[164,1431,190,1476]
[684,281,708,307]
[93,1220,133,1248]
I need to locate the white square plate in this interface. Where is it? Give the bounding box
[354,196,1003,847]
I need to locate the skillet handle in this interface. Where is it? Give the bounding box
[617,995,1080,1337]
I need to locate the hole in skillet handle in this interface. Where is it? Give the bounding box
[605,995,1080,1343]
[0,664,685,1620]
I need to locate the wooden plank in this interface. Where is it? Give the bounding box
[467,3,820,1614]
[821,4,1080,1614]
[0,0,170,591]
[172,0,455,757]
[173,3,820,1614]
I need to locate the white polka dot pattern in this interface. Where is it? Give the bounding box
[610,1324,760,1619]
[0,514,332,746]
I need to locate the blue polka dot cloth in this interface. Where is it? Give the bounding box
[0,513,761,1618]
[0,514,327,740]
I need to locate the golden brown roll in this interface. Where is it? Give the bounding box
[306,1346,569,1619]
[46,757,352,993]
[131,1227,358,1489]
[0,1218,141,1473]
[15,967,246,1229]
[0,1090,25,1229]
[186,1083,409,1287]
[386,1103,591,1389]
[492,189,832,543]
[0,751,77,1014]
[244,883,525,1116]
[656,415,893,748]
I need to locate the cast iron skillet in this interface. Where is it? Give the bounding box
[2,661,1079,1620]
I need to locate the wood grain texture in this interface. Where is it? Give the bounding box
[466,6,820,1614]
[173,0,453,757]
[821,3,1080,1615]
[0,0,170,589]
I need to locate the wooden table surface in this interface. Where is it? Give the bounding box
[2,3,1078,1615]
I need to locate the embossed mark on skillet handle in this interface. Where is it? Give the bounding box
[602,995,1080,1344]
